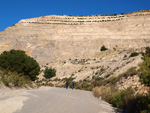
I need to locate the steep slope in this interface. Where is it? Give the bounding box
[0,10,150,65]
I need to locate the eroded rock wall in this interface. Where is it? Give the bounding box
[0,10,150,65]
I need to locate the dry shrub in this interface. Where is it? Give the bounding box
[93,86,112,100]
[93,87,100,97]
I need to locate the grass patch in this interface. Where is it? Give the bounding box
[0,70,32,87]
[74,80,93,91]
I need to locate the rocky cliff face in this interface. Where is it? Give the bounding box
[0,10,150,65]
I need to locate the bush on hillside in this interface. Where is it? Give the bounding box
[126,93,150,113]
[74,81,93,91]
[92,77,105,87]
[100,45,108,51]
[92,47,150,112]
[93,86,134,109]
[145,47,150,56]
[93,86,112,101]
[138,47,150,86]
[110,87,134,109]
[44,67,56,79]
[129,52,139,57]
[139,55,150,86]
[92,67,137,87]
[0,49,40,81]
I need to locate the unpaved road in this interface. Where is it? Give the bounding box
[0,87,116,113]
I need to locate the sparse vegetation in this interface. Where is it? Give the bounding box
[95,67,105,76]
[93,86,134,109]
[121,13,125,15]
[139,47,150,86]
[0,70,32,87]
[32,46,150,112]
[93,47,150,113]
[74,80,93,91]
[62,76,75,84]
[92,77,105,87]
[92,67,137,88]
[121,67,137,78]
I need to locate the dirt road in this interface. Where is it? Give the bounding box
[0,87,116,113]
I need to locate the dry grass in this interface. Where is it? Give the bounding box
[93,86,112,99]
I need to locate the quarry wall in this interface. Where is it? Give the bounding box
[0,10,150,65]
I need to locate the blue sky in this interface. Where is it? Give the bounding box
[0,0,149,31]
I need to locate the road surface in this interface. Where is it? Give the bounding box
[0,87,117,113]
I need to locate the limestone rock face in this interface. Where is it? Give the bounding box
[0,10,150,65]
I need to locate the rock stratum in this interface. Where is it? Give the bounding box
[0,10,150,65]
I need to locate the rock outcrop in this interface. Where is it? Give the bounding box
[0,10,150,65]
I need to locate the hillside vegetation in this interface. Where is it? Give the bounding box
[0,49,149,112]
[93,47,150,113]
[0,49,40,87]
[36,47,150,113]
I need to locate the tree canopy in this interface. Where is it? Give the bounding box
[0,49,40,81]
[44,67,56,79]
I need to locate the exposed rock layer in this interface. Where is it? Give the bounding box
[0,10,150,65]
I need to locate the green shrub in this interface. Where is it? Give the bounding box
[92,77,105,87]
[121,13,125,15]
[75,81,92,91]
[145,47,150,56]
[139,56,150,86]
[14,77,19,86]
[94,86,135,109]
[81,81,92,91]
[126,93,150,113]
[44,67,56,79]
[138,47,150,86]
[1,73,9,86]
[110,87,134,109]
[134,47,150,112]
[19,76,29,87]
[0,49,40,81]
[106,77,120,85]
[94,86,150,112]
[92,67,137,87]
[129,52,139,57]
[2,79,9,86]
[100,45,108,51]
